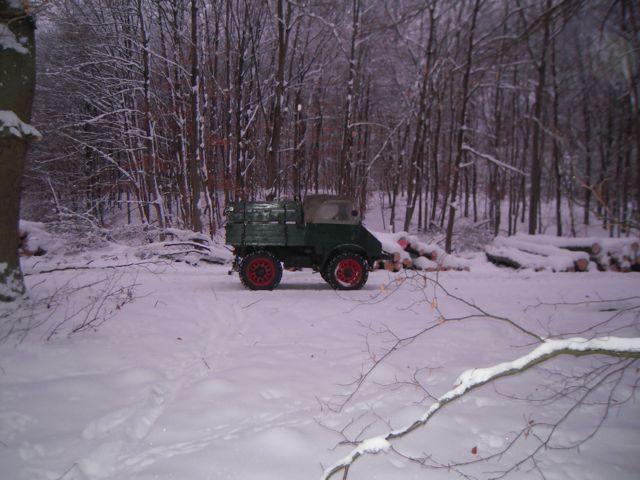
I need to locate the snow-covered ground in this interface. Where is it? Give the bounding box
[1,240,639,480]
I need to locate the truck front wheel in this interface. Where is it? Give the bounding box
[326,253,368,290]
[240,251,283,290]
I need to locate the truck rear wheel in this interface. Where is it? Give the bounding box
[326,253,368,290]
[240,251,282,290]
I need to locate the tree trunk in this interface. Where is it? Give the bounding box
[0,3,37,301]
[551,34,563,236]
[266,0,291,200]
[404,5,436,232]
[338,0,360,197]
[189,0,203,232]
[576,34,593,227]
[137,0,165,228]
[445,0,481,253]
[528,0,551,235]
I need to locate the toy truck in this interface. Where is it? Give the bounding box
[225,195,388,290]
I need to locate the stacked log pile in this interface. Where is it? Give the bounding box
[486,234,640,272]
[373,232,470,272]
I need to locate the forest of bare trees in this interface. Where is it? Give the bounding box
[25,0,640,247]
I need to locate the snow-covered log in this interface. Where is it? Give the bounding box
[511,234,640,272]
[412,256,438,271]
[485,245,580,272]
[512,233,602,256]
[485,246,527,270]
[407,239,445,261]
[493,236,589,271]
[485,245,548,272]
[372,231,471,272]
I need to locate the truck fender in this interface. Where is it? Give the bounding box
[321,244,370,272]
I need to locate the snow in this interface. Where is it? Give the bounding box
[355,435,392,454]
[0,110,42,139]
[325,334,640,477]
[1,237,639,480]
[325,435,392,477]
[374,230,412,262]
[412,255,438,270]
[0,24,29,55]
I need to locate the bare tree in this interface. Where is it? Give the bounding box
[444,0,483,253]
[21,0,640,239]
[265,0,293,200]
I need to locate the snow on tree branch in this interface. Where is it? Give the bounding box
[321,336,640,480]
[0,23,28,54]
[462,144,526,176]
[0,110,41,140]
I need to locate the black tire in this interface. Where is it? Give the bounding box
[320,267,329,282]
[325,253,368,290]
[239,251,283,290]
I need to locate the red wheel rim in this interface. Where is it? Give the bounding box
[335,258,363,287]
[246,257,276,287]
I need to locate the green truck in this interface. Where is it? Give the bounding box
[225,195,388,290]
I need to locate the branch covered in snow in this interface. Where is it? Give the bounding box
[0,23,29,55]
[321,336,640,480]
[462,144,526,176]
[0,110,41,140]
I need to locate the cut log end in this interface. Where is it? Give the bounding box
[574,258,589,272]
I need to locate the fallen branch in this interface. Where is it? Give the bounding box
[24,260,166,276]
[321,336,640,480]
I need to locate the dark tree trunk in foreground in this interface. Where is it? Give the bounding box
[0,1,38,301]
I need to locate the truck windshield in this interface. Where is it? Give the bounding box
[316,201,350,221]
